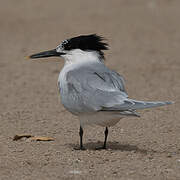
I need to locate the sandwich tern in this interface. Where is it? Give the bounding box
[29,34,172,150]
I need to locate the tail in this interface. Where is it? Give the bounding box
[101,99,172,118]
[125,99,173,110]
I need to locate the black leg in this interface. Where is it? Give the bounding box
[96,127,109,150]
[103,127,108,149]
[79,126,85,150]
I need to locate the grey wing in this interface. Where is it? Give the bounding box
[86,63,127,93]
[65,65,133,115]
[89,63,126,93]
[102,69,126,93]
[65,65,172,116]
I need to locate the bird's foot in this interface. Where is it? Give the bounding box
[74,146,86,151]
[95,145,107,150]
[80,146,86,150]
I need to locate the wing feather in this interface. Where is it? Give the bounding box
[65,63,171,115]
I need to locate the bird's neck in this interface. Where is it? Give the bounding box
[63,49,104,66]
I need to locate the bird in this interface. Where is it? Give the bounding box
[29,34,172,150]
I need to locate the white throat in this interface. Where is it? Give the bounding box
[62,49,103,66]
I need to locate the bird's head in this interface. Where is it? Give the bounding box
[29,34,108,63]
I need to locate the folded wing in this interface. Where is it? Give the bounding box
[65,63,171,115]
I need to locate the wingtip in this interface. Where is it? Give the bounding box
[133,111,141,117]
[166,101,174,105]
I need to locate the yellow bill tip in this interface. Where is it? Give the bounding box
[25,56,31,60]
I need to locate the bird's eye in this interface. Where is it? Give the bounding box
[64,42,73,51]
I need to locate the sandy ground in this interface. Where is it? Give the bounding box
[0,0,180,179]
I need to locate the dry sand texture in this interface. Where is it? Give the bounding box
[0,0,180,179]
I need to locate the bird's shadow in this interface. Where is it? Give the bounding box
[68,141,149,154]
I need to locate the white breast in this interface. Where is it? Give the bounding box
[58,64,72,95]
[57,59,86,102]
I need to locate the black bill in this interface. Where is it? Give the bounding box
[29,49,65,59]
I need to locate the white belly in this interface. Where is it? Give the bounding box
[78,111,125,127]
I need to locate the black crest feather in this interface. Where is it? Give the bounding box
[62,34,108,58]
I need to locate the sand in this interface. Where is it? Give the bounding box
[0,0,180,179]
